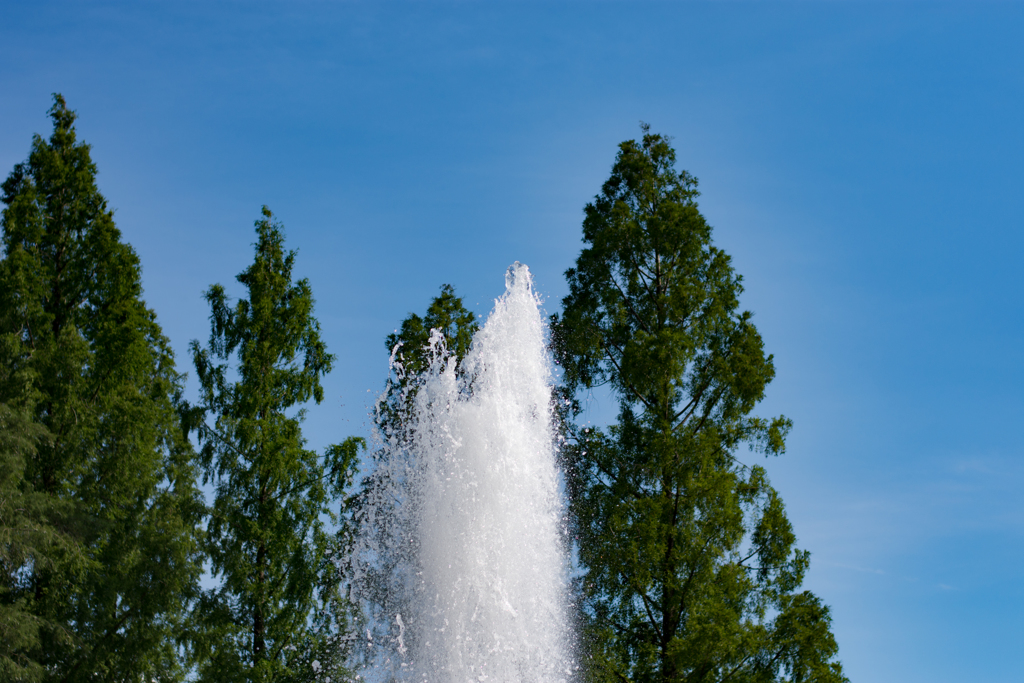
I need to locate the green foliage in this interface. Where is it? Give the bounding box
[0,347,59,683]
[553,126,846,683]
[385,283,478,378]
[376,283,479,433]
[0,94,204,682]
[186,207,362,683]
[350,284,478,662]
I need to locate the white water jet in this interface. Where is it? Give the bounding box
[352,263,574,683]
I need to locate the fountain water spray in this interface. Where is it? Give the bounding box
[351,263,575,683]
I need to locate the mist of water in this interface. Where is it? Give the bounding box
[351,263,575,683]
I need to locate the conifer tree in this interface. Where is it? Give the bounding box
[186,207,361,683]
[0,95,204,682]
[348,284,478,667]
[386,284,478,375]
[0,334,61,683]
[553,127,846,683]
[378,284,478,431]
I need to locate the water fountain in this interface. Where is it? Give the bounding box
[351,263,575,683]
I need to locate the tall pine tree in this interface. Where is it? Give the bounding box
[376,284,478,434]
[0,330,63,683]
[553,127,846,683]
[186,207,361,683]
[349,284,478,662]
[0,95,205,682]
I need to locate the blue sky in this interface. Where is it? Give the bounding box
[2,2,1022,681]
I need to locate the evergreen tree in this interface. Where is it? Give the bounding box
[377,284,478,431]
[385,284,478,377]
[185,207,361,683]
[0,334,63,683]
[0,95,205,682]
[552,127,846,683]
[349,284,478,668]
